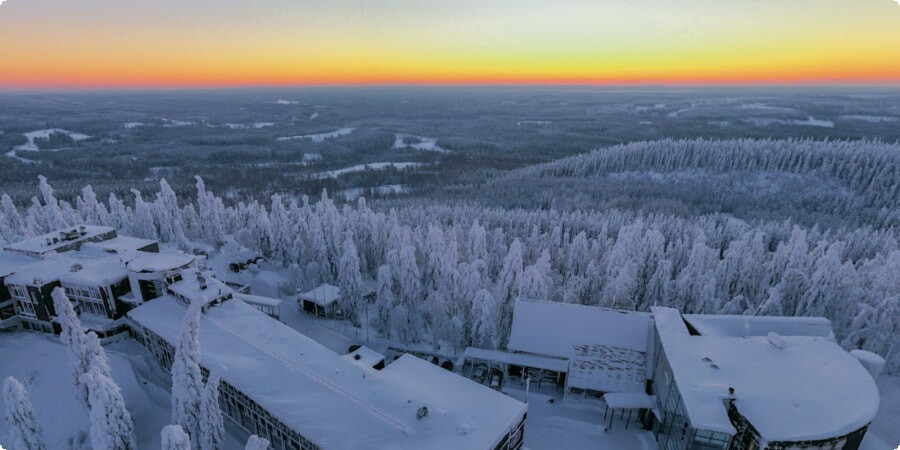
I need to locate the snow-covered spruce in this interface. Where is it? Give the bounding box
[244,435,270,450]
[81,368,137,450]
[161,424,192,450]
[51,287,94,407]
[198,370,225,450]
[2,376,46,450]
[170,300,204,449]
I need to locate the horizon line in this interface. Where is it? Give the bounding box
[2,78,900,92]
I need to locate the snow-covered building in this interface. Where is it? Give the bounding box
[128,295,527,450]
[2,252,132,333]
[126,251,197,303]
[3,225,117,258]
[648,307,880,450]
[298,284,341,319]
[504,298,652,396]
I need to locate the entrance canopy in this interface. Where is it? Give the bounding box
[462,347,569,373]
[603,392,656,410]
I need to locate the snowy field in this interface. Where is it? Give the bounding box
[277,127,355,142]
[5,128,92,163]
[392,133,450,153]
[314,162,423,179]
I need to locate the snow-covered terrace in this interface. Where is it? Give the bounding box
[126,251,195,273]
[128,297,527,450]
[0,251,38,278]
[682,313,833,338]
[4,252,126,287]
[651,306,879,442]
[81,236,158,256]
[3,225,116,258]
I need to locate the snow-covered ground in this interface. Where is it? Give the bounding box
[309,111,320,120]
[5,128,92,163]
[159,118,195,128]
[269,99,298,105]
[517,120,553,126]
[277,127,354,142]
[206,122,275,129]
[392,133,449,153]
[838,115,899,123]
[0,333,245,449]
[339,184,408,201]
[743,117,835,128]
[314,162,423,179]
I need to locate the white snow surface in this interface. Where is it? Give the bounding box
[838,115,899,123]
[392,134,449,153]
[4,251,127,287]
[127,297,526,450]
[277,127,354,142]
[507,299,652,357]
[126,252,195,273]
[652,306,880,441]
[314,162,423,179]
[682,314,833,338]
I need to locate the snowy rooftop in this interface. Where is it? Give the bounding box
[0,251,38,278]
[128,297,526,449]
[343,346,386,370]
[167,270,232,305]
[298,284,340,306]
[233,292,282,308]
[126,251,195,273]
[651,307,879,441]
[81,236,158,255]
[682,314,833,338]
[4,225,116,257]
[507,298,651,357]
[461,347,569,373]
[4,252,126,287]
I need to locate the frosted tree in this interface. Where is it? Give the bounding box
[171,300,204,448]
[81,368,137,450]
[338,236,364,325]
[76,185,109,226]
[195,176,226,245]
[470,289,498,349]
[519,265,548,300]
[374,265,396,332]
[566,231,589,277]
[131,189,158,240]
[156,179,188,247]
[85,331,113,381]
[38,175,67,231]
[161,425,192,450]
[3,376,46,450]
[398,244,421,309]
[495,239,523,345]
[52,287,93,406]
[198,371,225,450]
[245,435,270,450]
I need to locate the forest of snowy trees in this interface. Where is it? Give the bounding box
[0,139,897,373]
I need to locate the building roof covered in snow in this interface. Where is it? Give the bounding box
[682,314,833,338]
[507,298,651,357]
[81,236,158,255]
[298,284,340,307]
[651,306,879,441]
[0,251,38,278]
[4,252,126,287]
[126,251,195,273]
[461,347,569,373]
[343,346,386,370]
[167,270,232,306]
[234,292,282,308]
[4,225,116,257]
[128,297,526,450]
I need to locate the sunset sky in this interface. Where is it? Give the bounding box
[1,0,899,88]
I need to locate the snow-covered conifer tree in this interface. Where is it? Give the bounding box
[198,370,225,450]
[161,425,192,450]
[52,287,93,406]
[245,435,270,450]
[81,368,137,450]
[338,236,364,325]
[171,301,204,448]
[3,376,46,450]
[470,289,498,349]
